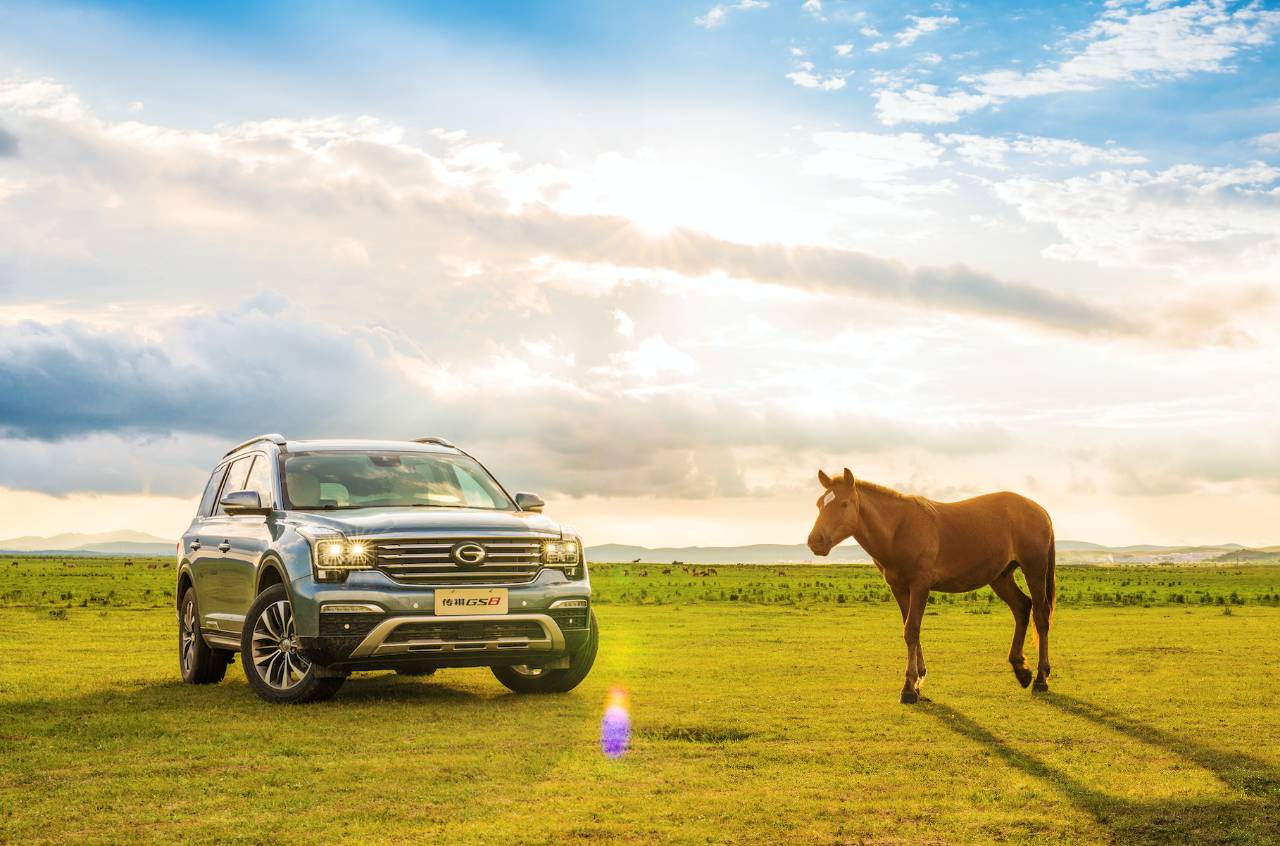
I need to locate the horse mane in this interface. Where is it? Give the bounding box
[856,478,939,516]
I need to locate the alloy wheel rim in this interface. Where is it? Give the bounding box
[180,599,196,675]
[509,665,545,677]
[250,599,311,690]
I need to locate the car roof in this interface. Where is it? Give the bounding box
[282,439,462,455]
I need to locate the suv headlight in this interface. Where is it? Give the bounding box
[305,534,375,583]
[543,538,583,578]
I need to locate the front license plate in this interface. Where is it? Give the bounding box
[435,588,508,616]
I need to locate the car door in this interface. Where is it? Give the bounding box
[187,462,229,619]
[217,452,276,624]
[198,454,254,634]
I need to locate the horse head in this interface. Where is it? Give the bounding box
[807,467,858,556]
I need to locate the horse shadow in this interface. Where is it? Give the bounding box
[920,694,1280,844]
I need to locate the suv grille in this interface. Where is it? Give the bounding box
[373,537,545,585]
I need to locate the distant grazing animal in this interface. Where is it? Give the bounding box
[632,558,641,564]
[662,568,672,575]
[807,468,1056,704]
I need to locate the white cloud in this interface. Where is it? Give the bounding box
[695,0,767,28]
[835,43,853,57]
[938,133,1148,169]
[1253,131,1280,151]
[860,25,882,37]
[599,335,699,383]
[894,15,959,47]
[613,309,636,338]
[805,130,944,181]
[993,162,1280,276]
[876,1,1280,125]
[802,0,823,19]
[786,62,848,90]
[868,41,891,53]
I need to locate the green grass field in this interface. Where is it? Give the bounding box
[2,558,1278,844]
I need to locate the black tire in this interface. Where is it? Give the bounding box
[179,587,231,685]
[240,584,344,704]
[492,610,599,694]
[394,666,437,677]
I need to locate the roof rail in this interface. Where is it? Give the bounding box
[223,433,287,458]
[413,436,456,448]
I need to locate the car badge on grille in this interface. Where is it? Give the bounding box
[450,541,487,567]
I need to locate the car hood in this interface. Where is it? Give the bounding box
[284,507,567,538]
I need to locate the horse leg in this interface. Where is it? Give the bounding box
[990,570,1033,688]
[900,588,928,704]
[1022,563,1052,692]
[889,582,925,695]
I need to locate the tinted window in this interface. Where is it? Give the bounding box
[214,456,254,516]
[283,451,513,510]
[197,465,229,517]
[244,455,275,509]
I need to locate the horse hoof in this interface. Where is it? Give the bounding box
[1032,679,1049,693]
[1014,667,1033,688]
[900,690,919,705]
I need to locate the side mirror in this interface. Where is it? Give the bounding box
[221,489,271,516]
[514,492,545,513]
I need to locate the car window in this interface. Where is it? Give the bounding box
[282,451,514,510]
[243,455,275,509]
[214,456,254,516]
[197,464,229,518]
[451,463,502,508]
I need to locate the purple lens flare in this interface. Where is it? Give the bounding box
[601,686,631,758]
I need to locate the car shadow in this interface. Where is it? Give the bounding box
[0,668,596,736]
[919,697,1280,845]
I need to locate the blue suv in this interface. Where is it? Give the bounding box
[176,434,597,703]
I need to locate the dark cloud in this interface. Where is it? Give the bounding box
[0,125,16,157]
[0,299,1011,497]
[488,210,1139,336]
[1107,436,1280,496]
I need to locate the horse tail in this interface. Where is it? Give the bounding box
[1045,535,1057,620]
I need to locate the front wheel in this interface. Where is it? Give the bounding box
[492,610,599,694]
[240,584,344,704]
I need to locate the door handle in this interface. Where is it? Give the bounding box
[218,542,231,553]
[190,540,201,551]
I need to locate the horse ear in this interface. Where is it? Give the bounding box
[842,467,854,486]
[817,469,832,488]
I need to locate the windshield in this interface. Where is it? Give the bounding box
[282,451,515,510]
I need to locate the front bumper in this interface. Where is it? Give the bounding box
[291,568,591,670]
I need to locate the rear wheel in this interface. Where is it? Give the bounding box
[241,584,344,704]
[492,611,599,694]
[179,587,230,685]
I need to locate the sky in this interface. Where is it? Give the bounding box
[1,0,1279,547]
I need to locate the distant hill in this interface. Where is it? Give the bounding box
[587,543,870,565]
[0,530,1266,564]
[1210,548,1280,563]
[588,540,1257,565]
[0,531,175,556]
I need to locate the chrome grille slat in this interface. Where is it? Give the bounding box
[372,537,546,586]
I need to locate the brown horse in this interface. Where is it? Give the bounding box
[807,468,1056,704]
